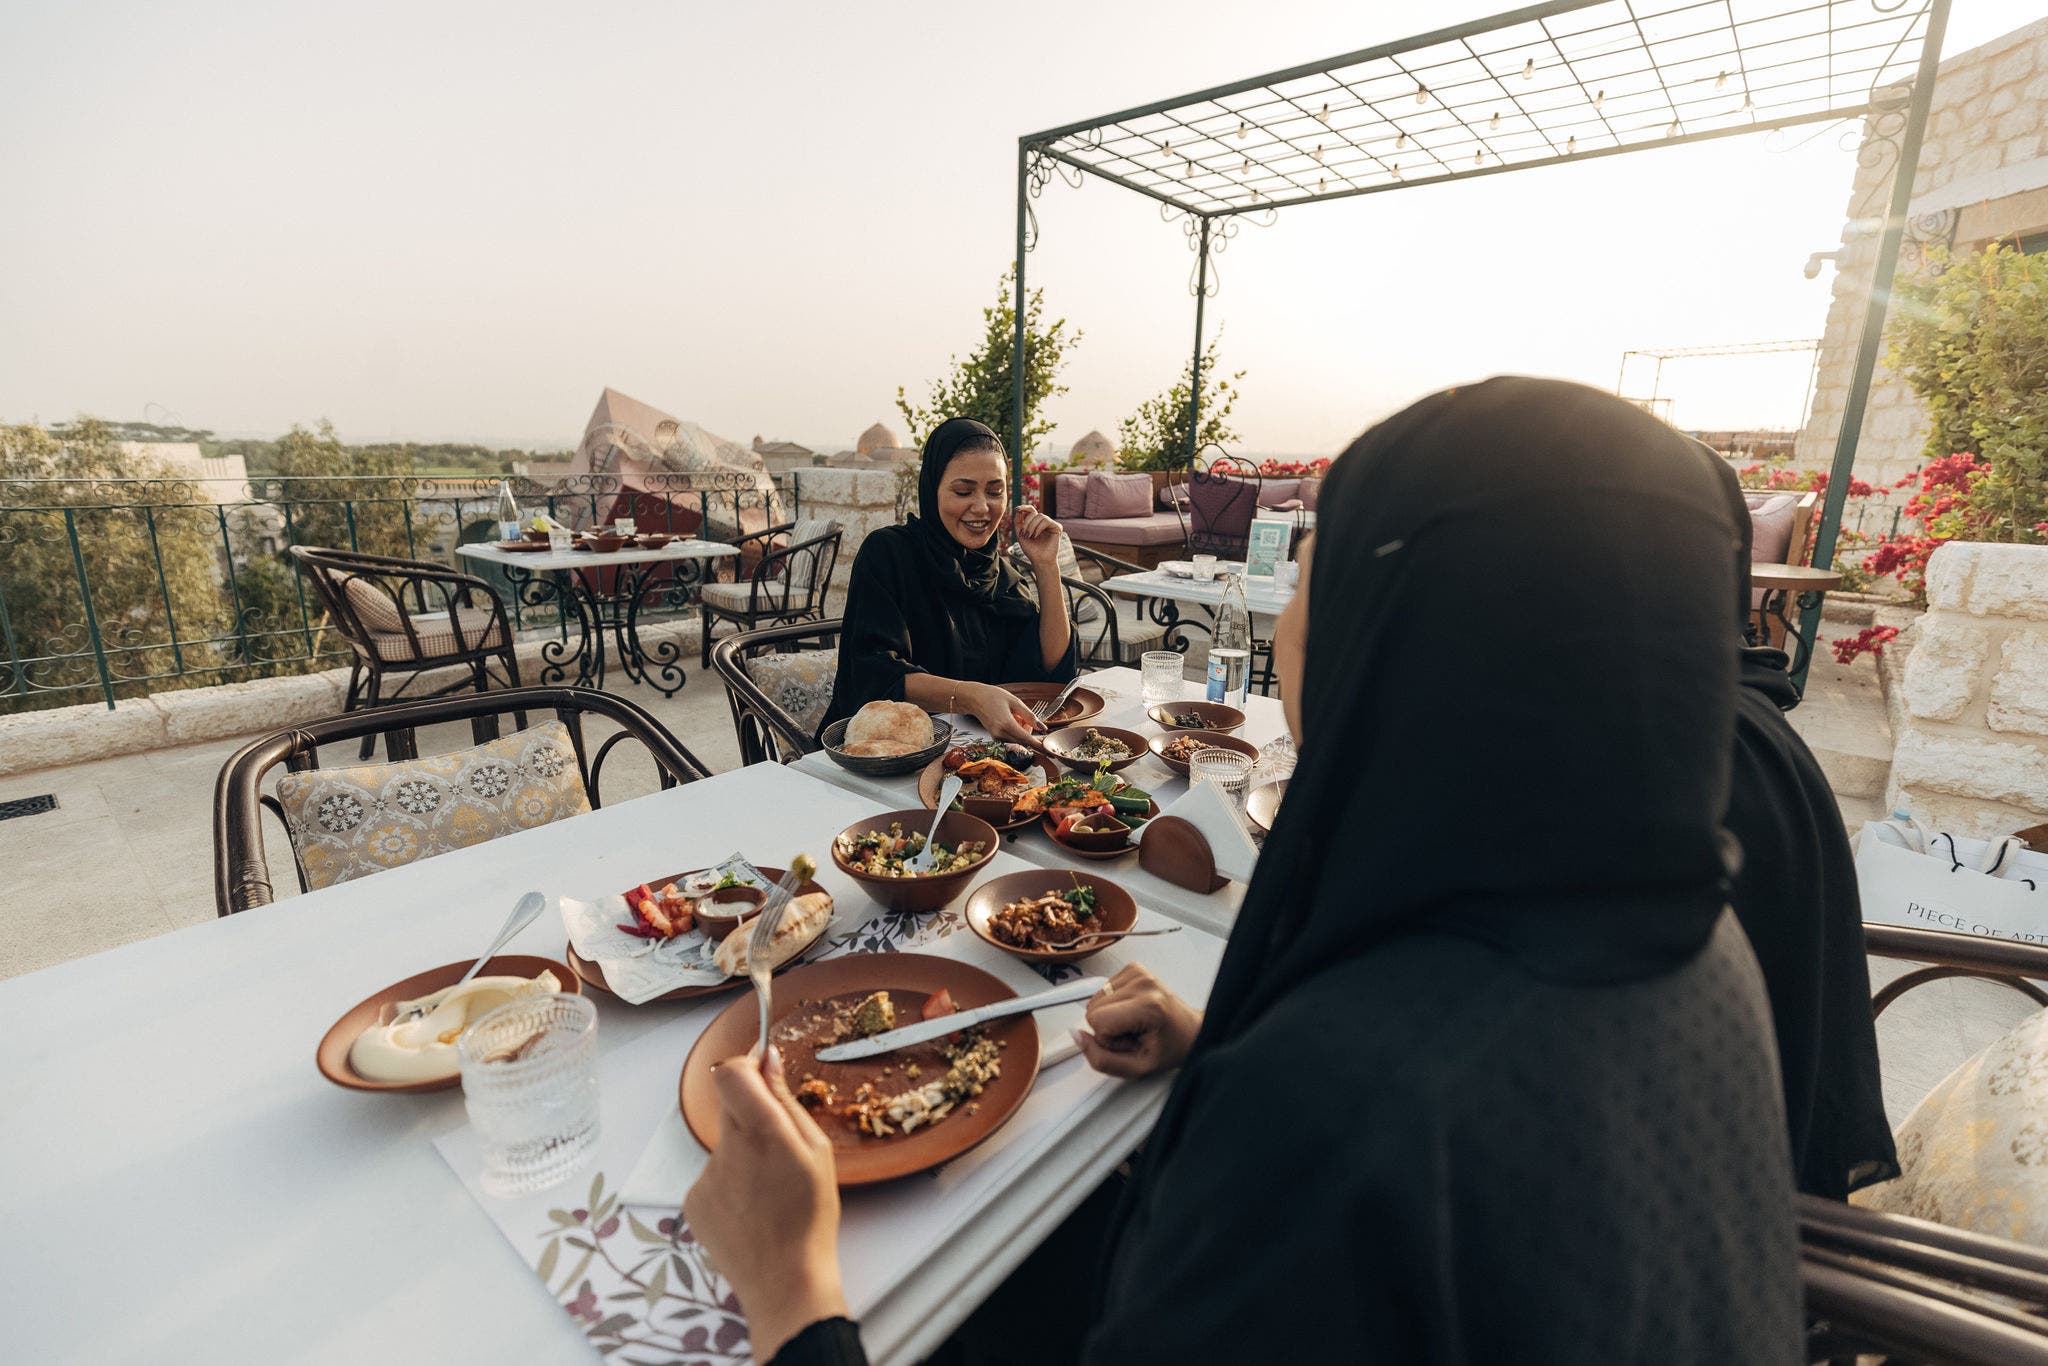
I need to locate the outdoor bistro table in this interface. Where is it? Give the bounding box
[1099,566,1295,692]
[0,760,1224,1366]
[794,666,1293,937]
[1750,563,1843,678]
[459,539,737,697]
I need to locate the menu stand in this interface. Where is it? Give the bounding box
[1140,815,1228,893]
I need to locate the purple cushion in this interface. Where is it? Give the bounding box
[1061,512,1187,547]
[1159,483,1191,509]
[1256,478,1300,509]
[1298,478,1320,512]
[1053,473,1088,517]
[1748,493,1798,565]
[1084,472,1153,520]
[1189,475,1258,542]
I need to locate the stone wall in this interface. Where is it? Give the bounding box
[1888,542,2048,837]
[790,466,902,601]
[1795,17,2048,489]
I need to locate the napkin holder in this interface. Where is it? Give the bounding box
[1140,815,1228,893]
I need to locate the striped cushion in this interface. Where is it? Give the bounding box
[364,606,506,663]
[701,579,813,612]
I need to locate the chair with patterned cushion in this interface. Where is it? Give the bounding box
[698,519,841,669]
[291,545,524,758]
[213,685,711,915]
[711,618,842,766]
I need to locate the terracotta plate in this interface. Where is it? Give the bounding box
[999,681,1104,728]
[564,867,832,1004]
[918,755,1052,833]
[1147,728,1260,779]
[1145,700,1246,735]
[499,540,550,553]
[316,953,580,1094]
[679,953,1040,1185]
[963,870,1138,966]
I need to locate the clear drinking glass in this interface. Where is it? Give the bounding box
[546,526,574,554]
[1191,553,1219,580]
[1188,748,1255,809]
[615,517,636,536]
[458,993,601,1197]
[1141,650,1184,706]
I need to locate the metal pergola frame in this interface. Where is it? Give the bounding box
[1011,0,1951,689]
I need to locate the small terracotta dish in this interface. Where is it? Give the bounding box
[830,809,1000,913]
[581,532,628,553]
[1041,724,1148,775]
[695,885,765,941]
[1146,700,1247,735]
[679,953,1038,1185]
[1000,681,1105,728]
[1042,811,1140,861]
[963,869,1139,966]
[1147,728,1259,778]
[633,533,675,549]
[316,953,579,1094]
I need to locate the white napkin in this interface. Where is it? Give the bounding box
[618,931,1083,1209]
[1139,780,1260,883]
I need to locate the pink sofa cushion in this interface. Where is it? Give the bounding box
[1257,478,1301,509]
[1061,512,1187,547]
[1053,473,1088,517]
[1747,493,1799,565]
[1084,472,1153,520]
[1189,475,1259,543]
[1298,478,1320,512]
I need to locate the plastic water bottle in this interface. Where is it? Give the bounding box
[495,480,520,541]
[1206,573,1251,707]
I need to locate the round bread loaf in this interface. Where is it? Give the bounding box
[841,700,935,757]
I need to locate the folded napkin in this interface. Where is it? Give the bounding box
[618,928,1086,1209]
[1139,779,1260,883]
[558,856,838,1006]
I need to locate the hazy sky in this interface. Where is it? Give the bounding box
[1,1,2037,456]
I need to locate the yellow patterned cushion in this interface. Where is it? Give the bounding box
[275,721,590,890]
[744,648,838,735]
[1854,1006,2048,1244]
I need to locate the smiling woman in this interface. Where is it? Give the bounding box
[819,418,1075,744]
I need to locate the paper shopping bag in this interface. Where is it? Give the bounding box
[1854,823,2048,943]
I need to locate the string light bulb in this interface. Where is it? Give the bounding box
[1316,103,1330,123]
[1743,93,1754,111]
[1317,175,1327,192]
[1395,131,1408,149]
[1522,57,1535,79]
[1715,70,1729,89]
[1489,110,1501,130]
[1312,143,1325,162]
[1592,89,1604,108]
[1236,120,1248,139]
[1241,156,1252,171]
[1390,161,1402,179]
[1415,83,1429,105]
[1667,116,1680,137]
[1566,134,1577,153]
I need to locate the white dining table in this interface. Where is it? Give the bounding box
[792,667,1293,937]
[0,759,1225,1366]
[458,538,738,697]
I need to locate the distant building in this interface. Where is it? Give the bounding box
[857,422,904,457]
[751,436,817,475]
[1067,430,1117,468]
[119,441,253,504]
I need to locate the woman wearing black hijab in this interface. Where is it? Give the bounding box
[1696,443,1897,1200]
[819,417,1075,743]
[688,378,1800,1365]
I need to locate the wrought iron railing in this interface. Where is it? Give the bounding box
[0,470,798,712]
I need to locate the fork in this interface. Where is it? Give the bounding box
[1031,677,1083,727]
[1039,924,1184,951]
[750,854,816,1056]
[906,775,964,874]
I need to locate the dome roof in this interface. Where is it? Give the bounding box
[1069,429,1117,465]
[857,421,904,455]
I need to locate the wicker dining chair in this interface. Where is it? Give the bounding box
[213,685,710,916]
[698,519,842,669]
[710,618,843,766]
[291,545,524,757]
[1801,1235,2048,1364]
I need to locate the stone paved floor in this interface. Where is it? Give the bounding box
[0,656,2024,1124]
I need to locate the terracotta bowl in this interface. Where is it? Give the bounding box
[830,808,1001,914]
[1040,724,1148,775]
[1147,728,1260,778]
[1146,700,1247,734]
[695,885,765,942]
[634,532,675,549]
[963,869,1139,966]
[316,954,580,1094]
[581,533,628,553]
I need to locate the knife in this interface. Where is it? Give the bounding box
[814,976,1107,1062]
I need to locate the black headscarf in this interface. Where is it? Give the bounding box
[1695,441,1898,1198]
[911,417,1037,619]
[1193,376,1742,1051]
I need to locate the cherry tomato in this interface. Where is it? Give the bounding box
[921,989,957,1021]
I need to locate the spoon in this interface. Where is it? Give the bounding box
[907,774,964,873]
[394,890,546,1023]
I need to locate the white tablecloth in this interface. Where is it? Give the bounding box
[458,539,737,573]
[0,759,1227,1365]
[793,667,1292,936]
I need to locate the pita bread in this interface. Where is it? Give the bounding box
[840,700,935,757]
[714,890,833,976]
